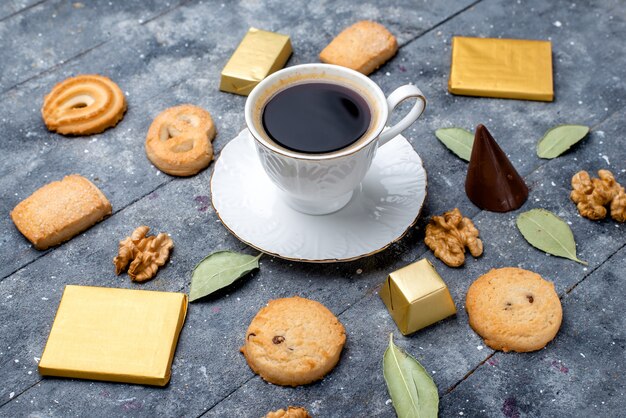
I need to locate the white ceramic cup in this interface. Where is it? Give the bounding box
[245,63,426,215]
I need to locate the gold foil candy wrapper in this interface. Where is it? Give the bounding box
[220,27,292,96]
[379,259,456,335]
[448,36,553,102]
[39,285,187,386]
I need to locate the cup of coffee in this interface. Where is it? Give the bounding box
[245,63,426,215]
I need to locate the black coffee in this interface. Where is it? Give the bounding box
[262,82,371,154]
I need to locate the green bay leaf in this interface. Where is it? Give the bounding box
[516,209,587,265]
[434,128,474,161]
[383,334,439,418]
[537,124,590,159]
[189,251,262,302]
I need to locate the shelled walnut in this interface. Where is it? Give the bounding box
[113,226,174,282]
[611,189,626,222]
[571,169,625,222]
[424,208,483,267]
[264,406,311,418]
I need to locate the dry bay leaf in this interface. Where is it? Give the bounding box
[434,128,474,161]
[189,251,262,302]
[536,124,590,159]
[516,209,587,265]
[383,334,439,418]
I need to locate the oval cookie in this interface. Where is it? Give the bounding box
[42,74,127,135]
[466,267,562,352]
[241,296,346,387]
[145,104,216,176]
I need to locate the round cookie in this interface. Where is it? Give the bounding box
[42,74,127,135]
[466,267,562,352]
[145,104,216,176]
[241,296,346,387]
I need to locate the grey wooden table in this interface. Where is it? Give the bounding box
[1,0,625,416]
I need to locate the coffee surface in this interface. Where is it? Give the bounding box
[262,82,371,154]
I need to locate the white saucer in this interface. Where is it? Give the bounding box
[210,129,427,262]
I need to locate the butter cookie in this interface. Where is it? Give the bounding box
[145,104,216,176]
[11,174,112,250]
[320,21,398,75]
[466,267,562,352]
[241,296,346,387]
[42,74,126,135]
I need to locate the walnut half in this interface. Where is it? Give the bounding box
[424,208,483,267]
[113,226,174,282]
[571,169,625,222]
[264,406,311,418]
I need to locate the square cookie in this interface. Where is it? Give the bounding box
[320,21,398,75]
[11,174,111,249]
[39,285,188,386]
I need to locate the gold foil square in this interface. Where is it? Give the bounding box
[39,285,188,386]
[448,36,553,101]
[220,27,292,96]
[379,259,456,335]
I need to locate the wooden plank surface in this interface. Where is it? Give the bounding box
[1,0,625,416]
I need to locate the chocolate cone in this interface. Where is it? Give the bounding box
[465,124,528,212]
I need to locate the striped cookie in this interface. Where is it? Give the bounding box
[42,74,126,135]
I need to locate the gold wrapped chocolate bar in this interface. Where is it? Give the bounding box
[379,259,456,335]
[38,285,188,386]
[448,36,553,101]
[220,27,292,96]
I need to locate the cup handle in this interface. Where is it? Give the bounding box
[378,84,426,146]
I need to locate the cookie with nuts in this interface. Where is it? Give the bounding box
[424,208,483,267]
[466,267,562,352]
[571,169,625,222]
[113,226,173,282]
[241,296,346,387]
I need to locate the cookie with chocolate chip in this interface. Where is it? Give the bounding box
[241,296,346,386]
[466,267,562,352]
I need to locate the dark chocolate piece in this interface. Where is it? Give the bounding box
[465,124,528,212]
